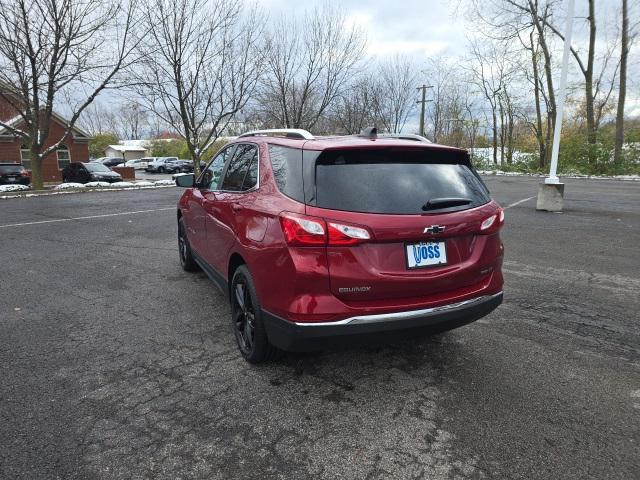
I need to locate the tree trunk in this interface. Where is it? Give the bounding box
[507,105,514,165]
[499,99,506,165]
[585,0,597,168]
[530,32,546,168]
[535,19,556,134]
[30,148,44,190]
[613,0,628,169]
[492,109,498,165]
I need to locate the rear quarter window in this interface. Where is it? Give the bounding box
[313,148,490,214]
[268,145,304,202]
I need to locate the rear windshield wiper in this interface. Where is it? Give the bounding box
[422,197,472,211]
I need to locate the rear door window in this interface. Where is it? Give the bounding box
[314,149,490,214]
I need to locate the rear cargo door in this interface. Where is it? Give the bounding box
[304,147,497,304]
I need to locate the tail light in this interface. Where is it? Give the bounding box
[20,170,30,177]
[327,222,370,245]
[279,213,326,246]
[279,213,371,246]
[480,208,505,234]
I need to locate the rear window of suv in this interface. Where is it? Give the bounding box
[0,164,24,174]
[314,148,490,214]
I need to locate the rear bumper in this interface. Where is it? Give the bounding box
[262,292,503,352]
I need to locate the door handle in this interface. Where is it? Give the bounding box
[232,203,243,212]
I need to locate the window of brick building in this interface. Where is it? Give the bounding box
[20,145,32,170]
[57,144,71,169]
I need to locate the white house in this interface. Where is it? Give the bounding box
[104,144,148,161]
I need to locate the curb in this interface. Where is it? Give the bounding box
[1,184,176,199]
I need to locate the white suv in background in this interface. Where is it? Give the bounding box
[145,157,178,173]
[118,158,154,170]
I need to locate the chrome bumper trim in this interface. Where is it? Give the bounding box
[294,292,503,327]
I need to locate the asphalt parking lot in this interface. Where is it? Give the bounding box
[1,176,639,479]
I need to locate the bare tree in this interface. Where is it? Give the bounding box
[119,101,148,140]
[376,56,418,134]
[468,40,512,164]
[520,28,553,168]
[258,5,366,130]
[503,0,620,156]
[614,0,630,167]
[424,56,455,143]
[330,77,383,134]
[135,0,263,174]
[78,102,120,136]
[0,0,139,189]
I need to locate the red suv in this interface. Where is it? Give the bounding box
[176,128,504,362]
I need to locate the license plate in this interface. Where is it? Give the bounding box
[406,241,447,269]
[7,176,17,182]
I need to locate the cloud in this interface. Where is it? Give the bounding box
[367,40,450,57]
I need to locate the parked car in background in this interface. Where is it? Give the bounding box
[175,128,504,362]
[62,162,123,183]
[93,157,124,168]
[118,158,153,170]
[0,163,31,186]
[166,159,195,173]
[145,157,178,173]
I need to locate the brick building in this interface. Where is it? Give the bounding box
[0,91,91,183]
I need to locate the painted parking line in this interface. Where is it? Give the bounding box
[504,196,536,209]
[0,207,175,229]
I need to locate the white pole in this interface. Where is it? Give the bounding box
[545,0,575,185]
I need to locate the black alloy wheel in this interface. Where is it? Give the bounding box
[178,218,198,272]
[230,266,280,363]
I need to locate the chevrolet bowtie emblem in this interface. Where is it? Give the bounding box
[424,225,445,234]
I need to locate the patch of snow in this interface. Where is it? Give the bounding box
[477,170,640,181]
[84,181,113,188]
[133,181,154,187]
[0,184,30,192]
[107,181,136,188]
[153,179,175,186]
[54,183,86,190]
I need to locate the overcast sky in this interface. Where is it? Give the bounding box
[257,0,468,61]
[256,0,639,119]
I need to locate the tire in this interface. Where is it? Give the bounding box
[178,218,199,272]
[230,265,280,363]
[158,166,165,174]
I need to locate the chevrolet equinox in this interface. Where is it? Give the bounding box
[175,128,504,362]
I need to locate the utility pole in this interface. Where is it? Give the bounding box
[416,85,433,137]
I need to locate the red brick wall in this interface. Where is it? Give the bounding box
[112,166,135,180]
[0,95,20,122]
[0,116,90,183]
[39,120,90,182]
[0,140,20,162]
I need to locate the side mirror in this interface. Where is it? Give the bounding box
[175,173,195,187]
